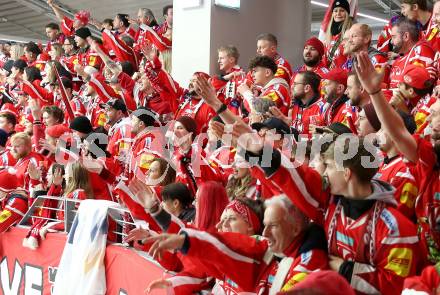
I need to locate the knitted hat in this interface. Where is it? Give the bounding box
[176,116,197,140]
[69,116,93,134]
[363,103,381,132]
[0,170,20,192]
[46,124,71,139]
[75,27,91,40]
[332,0,350,13]
[304,37,325,57]
[0,128,8,147]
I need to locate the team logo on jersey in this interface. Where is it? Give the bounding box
[384,248,413,277]
[380,209,400,237]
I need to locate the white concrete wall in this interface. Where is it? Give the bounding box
[172,0,311,86]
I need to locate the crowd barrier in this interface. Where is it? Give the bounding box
[0,227,167,295]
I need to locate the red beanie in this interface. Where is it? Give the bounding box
[0,103,18,117]
[304,37,325,57]
[176,116,198,140]
[0,170,20,192]
[46,124,71,139]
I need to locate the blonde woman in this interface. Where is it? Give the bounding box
[324,0,353,68]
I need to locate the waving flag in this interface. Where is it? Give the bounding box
[54,66,75,120]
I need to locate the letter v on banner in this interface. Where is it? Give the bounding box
[54,66,75,120]
[0,258,23,295]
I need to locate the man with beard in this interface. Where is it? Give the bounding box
[320,68,358,133]
[289,71,325,135]
[174,72,216,135]
[401,0,433,36]
[389,17,436,89]
[346,24,389,86]
[10,132,42,192]
[356,50,440,263]
[345,72,370,109]
[293,37,328,79]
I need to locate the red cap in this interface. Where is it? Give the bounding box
[0,169,20,192]
[322,68,348,87]
[46,124,71,139]
[304,37,325,57]
[398,64,431,90]
[279,270,355,295]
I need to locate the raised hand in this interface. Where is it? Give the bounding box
[80,155,104,174]
[28,161,41,180]
[354,51,385,95]
[193,75,221,109]
[52,167,64,186]
[128,178,158,210]
[269,106,291,126]
[143,234,185,260]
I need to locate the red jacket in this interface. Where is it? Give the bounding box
[377,156,419,221]
[321,95,358,133]
[389,41,436,89]
[174,94,215,135]
[250,149,425,294]
[290,95,325,135]
[178,227,328,294]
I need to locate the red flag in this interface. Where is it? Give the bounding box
[54,66,75,120]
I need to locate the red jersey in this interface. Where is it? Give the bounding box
[179,227,328,294]
[408,135,440,263]
[216,65,245,115]
[274,54,292,83]
[76,47,103,69]
[174,94,215,135]
[389,41,436,89]
[243,78,291,115]
[290,96,325,135]
[376,156,419,220]
[13,151,43,191]
[107,117,132,159]
[321,95,358,133]
[251,150,425,295]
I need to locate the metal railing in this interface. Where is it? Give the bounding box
[18,195,137,242]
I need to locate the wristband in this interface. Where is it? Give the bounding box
[368,89,381,95]
[216,104,227,115]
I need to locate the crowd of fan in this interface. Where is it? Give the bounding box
[2,0,440,294]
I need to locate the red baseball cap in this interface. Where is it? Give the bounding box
[321,68,348,87]
[398,64,431,90]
